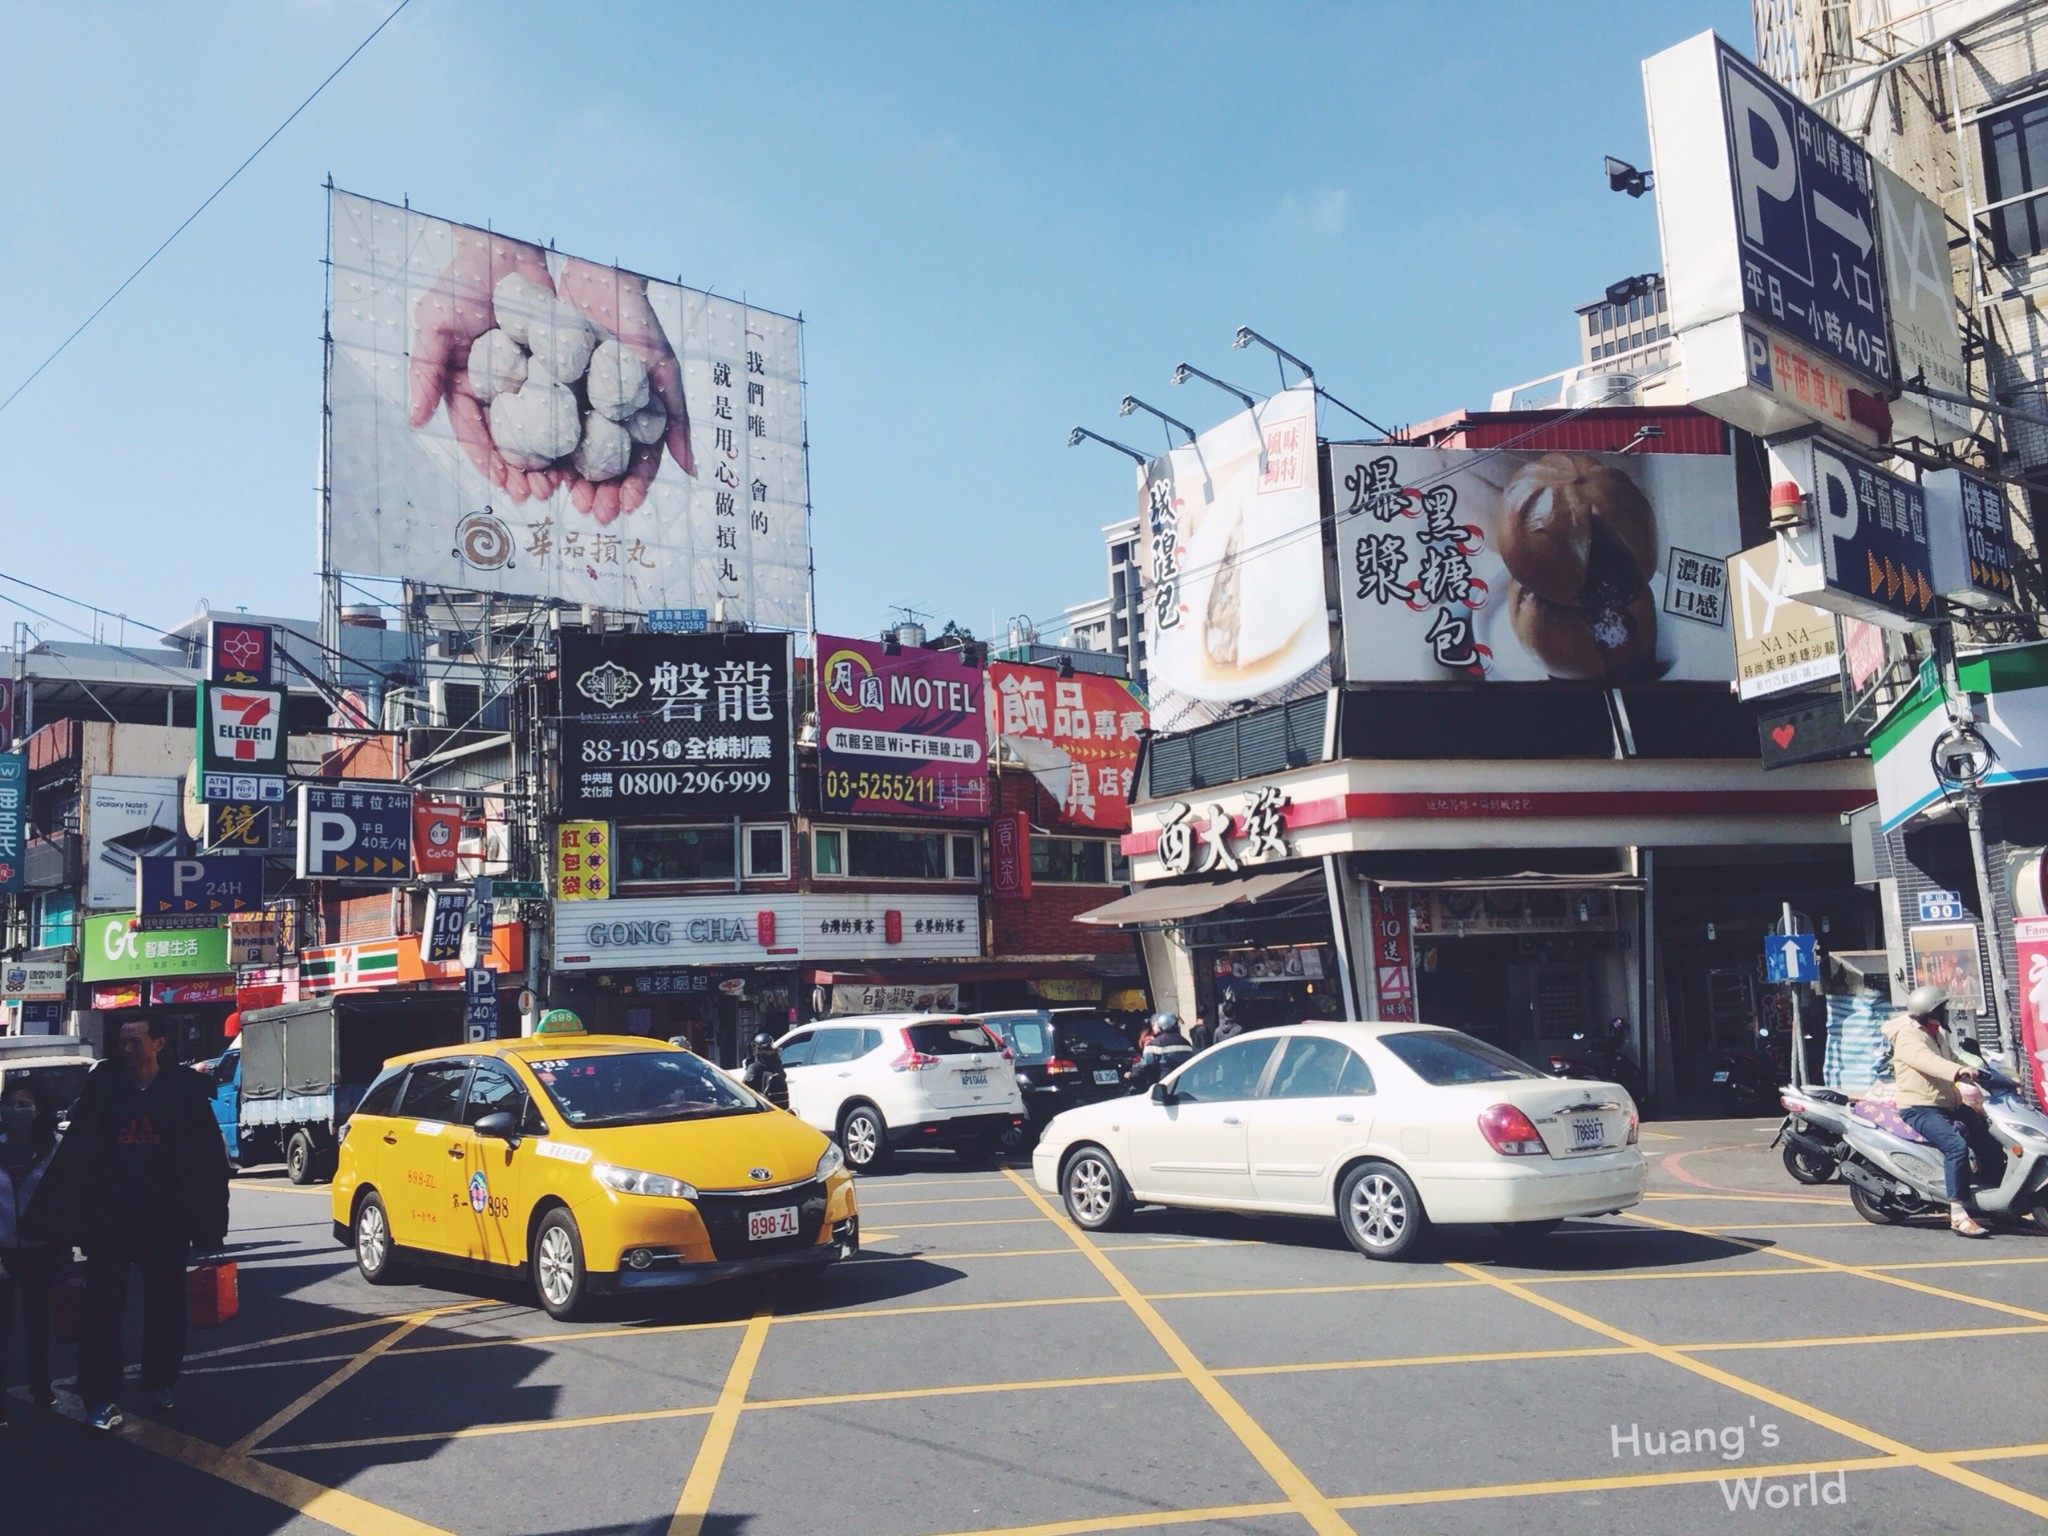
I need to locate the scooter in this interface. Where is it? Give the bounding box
[1772,1084,1852,1184]
[1837,1062,2048,1226]
[1707,1033,1784,1117]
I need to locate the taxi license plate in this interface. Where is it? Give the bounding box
[748,1207,800,1241]
[1094,1069,1121,1085]
[959,1069,989,1086]
[1572,1116,1605,1151]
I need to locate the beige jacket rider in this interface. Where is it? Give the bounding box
[1881,1013,1969,1110]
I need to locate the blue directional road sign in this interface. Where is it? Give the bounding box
[1716,38,1891,387]
[138,854,264,930]
[1765,931,1819,984]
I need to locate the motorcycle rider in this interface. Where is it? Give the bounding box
[1126,1013,1194,1094]
[1883,985,2004,1237]
[740,1031,790,1110]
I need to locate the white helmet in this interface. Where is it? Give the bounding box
[1905,984,1949,1019]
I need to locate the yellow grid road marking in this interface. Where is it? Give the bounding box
[184,1300,497,1363]
[915,1500,1299,1536]
[667,1309,773,1536]
[1641,1190,1839,1205]
[1214,1345,1638,1379]
[1683,1323,2048,1353]
[232,1306,467,1453]
[1447,1260,2048,1521]
[1623,1209,2048,1325]
[120,1412,455,1536]
[1148,1278,1486,1301]
[746,1369,1182,1414]
[261,1402,719,1456]
[1004,1168,1351,1536]
[854,1193,1039,1208]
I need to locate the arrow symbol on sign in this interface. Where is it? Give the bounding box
[1780,937,1802,970]
[1813,190,1873,255]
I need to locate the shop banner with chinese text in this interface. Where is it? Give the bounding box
[989,663,1146,830]
[816,635,988,819]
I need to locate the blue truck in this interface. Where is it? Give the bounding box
[202,992,468,1183]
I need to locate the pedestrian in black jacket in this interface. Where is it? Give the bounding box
[25,1017,230,1431]
[740,1032,790,1110]
[0,1080,61,1425]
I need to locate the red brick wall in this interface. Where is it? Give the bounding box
[989,766,1133,963]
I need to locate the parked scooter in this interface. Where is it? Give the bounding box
[1708,1028,1789,1116]
[1772,1084,1852,1184]
[1548,1018,1649,1109]
[1838,1060,2048,1226]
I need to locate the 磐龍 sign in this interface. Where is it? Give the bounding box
[296,785,415,880]
[325,189,810,631]
[816,634,987,820]
[138,854,264,930]
[557,631,792,819]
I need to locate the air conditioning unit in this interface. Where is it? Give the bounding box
[430,678,483,730]
[458,818,512,879]
[381,686,430,731]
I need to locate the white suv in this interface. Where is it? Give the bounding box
[775,1016,1025,1173]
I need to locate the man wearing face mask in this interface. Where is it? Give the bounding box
[24,1018,230,1430]
[0,1081,60,1427]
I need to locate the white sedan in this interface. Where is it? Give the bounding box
[1031,1022,1643,1259]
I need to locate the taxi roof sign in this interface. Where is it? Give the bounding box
[534,1009,586,1037]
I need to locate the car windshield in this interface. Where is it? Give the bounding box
[527,1051,761,1127]
[1378,1031,1545,1086]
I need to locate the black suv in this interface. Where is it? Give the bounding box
[970,1009,1136,1150]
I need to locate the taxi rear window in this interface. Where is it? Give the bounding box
[529,1050,759,1128]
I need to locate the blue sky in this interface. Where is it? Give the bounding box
[0,0,1751,649]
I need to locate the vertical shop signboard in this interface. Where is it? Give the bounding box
[2015,918,2048,1105]
[556,821,612,900]
[1369,887,1416,1023]
[0,753,23,894]
[990,811,1031,901]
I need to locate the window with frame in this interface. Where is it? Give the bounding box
[1983,96,2048,262]
[814,826,977,880]
[743,824,789,879]
[397,1061,472,1121]
[1029,836,1117,883]
[618,824,736,884]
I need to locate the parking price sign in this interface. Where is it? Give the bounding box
[296,785,415,881]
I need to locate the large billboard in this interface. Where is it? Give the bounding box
[1139,386,1328,734]
[1333,447,1740,684]
[85,775,183,910]
[816,636,988,820]
[557,631,793,819]
[988,662,1146,829]
[326,190,809,628]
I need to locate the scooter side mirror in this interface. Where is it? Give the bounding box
[1959,1036,1982,1054]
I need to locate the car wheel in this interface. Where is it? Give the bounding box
[1062,1145,1130,1231]
[1494,1219,1562,1240]
[838,1104,892,1174]
[532,1208,590,1320]
[1339,1162,1428,1260]
[286,1130,317,1185]
[354,1193,401,1285]
[1781,1142,1836,1185]
[997,1118,1035,1156]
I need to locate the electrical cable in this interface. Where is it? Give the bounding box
[0,0,413,421]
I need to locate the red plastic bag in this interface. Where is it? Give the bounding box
[188,1260,238,1329]
[50,1272,86,1345]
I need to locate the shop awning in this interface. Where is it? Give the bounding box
[1075,870,1318,927]
[1367,872,1640,891]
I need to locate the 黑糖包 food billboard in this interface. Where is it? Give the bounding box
[1332,446,1740,684]
[816,636,988,819]
[1139,386,1329,734]
[325,189,809,629]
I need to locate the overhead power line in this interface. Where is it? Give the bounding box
[0,0,413,421]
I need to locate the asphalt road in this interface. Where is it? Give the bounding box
[8,1117,2048,1535]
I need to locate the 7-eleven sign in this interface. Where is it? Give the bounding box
[199,683,285,772]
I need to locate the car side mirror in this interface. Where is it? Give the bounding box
[474,1110,519,1143]
[1150,1081,1171,1105]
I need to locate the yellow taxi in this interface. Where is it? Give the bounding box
[329,1011,858,1318]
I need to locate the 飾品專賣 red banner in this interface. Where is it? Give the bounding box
[988,662,1147,830]
[816,636,988,819]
